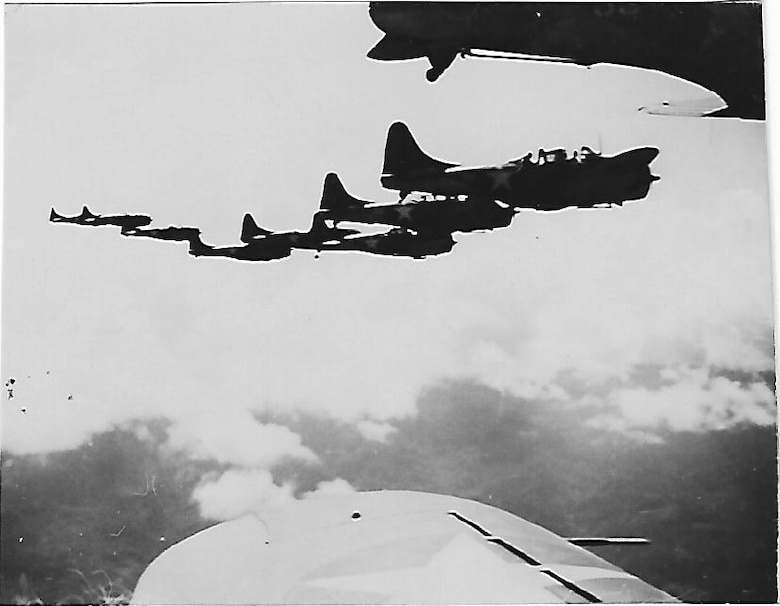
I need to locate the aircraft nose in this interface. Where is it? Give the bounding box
[368,2,407,33]
[369,2,436,37]
[623,147,659,165]
[638,147,660,163]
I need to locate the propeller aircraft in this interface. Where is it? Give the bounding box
[381,122,659,211]
[368,2,765,120]
[121,225,203,244]
[50,206,152,233]
[316,172,517,234]
[318,227,456,259]
[240,212,361,250]
[189,231,292,262]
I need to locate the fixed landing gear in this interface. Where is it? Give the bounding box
[425,49,458,82]
[425,66,446,82]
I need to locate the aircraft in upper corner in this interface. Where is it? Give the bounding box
[367,2,765,120]
[381,122,659,211]
[50,206,152,232]
[316,172,517,235]
[131,490,679,604]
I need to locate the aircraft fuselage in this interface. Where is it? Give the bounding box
[318,196,515,234]
[382,147,659,211]
[368,2,764,119]
[319,228,455,259]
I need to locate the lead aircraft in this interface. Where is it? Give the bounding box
[381,122,659,211]
[368,2,764,120]
[132,490,679,604]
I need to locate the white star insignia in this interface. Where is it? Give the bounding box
[396,205,415,221]
[489,170,514,192]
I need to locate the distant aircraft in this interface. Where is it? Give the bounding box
[367,2,764,120]
[132,490,679,604]
[189,232,292,262]
[50,206,152,232]
[381,122,659,211]
[240,212,361,251]
[317,173,517,235]
[121,225,202,243]
[318,227,455,259]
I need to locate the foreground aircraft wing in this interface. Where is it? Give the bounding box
[132,490,678,604]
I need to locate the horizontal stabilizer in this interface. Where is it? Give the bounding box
[638,96,726,118]
[319,173,371,211]
[382,122,458,177]
[241,213,272,243]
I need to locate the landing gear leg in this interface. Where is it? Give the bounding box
[425,49,457,82]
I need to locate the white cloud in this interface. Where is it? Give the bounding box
[193,469,295,521]
[355,420,398,443]
[590,367,776,434]
[301,478,356,499]
[166,410,318,467]
[193,472,356,521]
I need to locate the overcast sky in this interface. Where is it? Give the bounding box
[2,3,774,512]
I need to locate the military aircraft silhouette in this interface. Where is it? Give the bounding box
[121,225,203,243]
[189,232,292,262]
[368,2,764,120]
[50,206,152,232]
[241,212,361,250]
[381,122,659,211]
[318,227,455,259]
[132,490,679,604]
[317,172,517,235]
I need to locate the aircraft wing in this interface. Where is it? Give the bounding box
[132,490,678,604]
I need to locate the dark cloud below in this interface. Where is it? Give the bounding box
[1,380,776,604]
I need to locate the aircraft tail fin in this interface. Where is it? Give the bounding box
[319,173,371,211]
[80,205,97,219]
[382,122,457,177]
[308,214,330,234]
[241,213,272,243]
[50,208,63,222]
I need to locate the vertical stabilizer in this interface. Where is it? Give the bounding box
[241,213,273,243]
[382,122,458,176]
[319,173,372,211]
[80,205,97,220]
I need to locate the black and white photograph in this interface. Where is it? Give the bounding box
[1,1,776,604]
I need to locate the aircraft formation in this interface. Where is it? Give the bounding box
[51,122,659,262]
